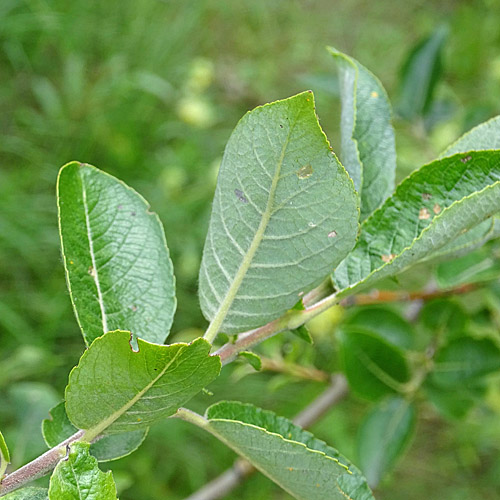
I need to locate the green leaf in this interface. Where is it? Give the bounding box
[338,329,410,401]
[1,488,48,500]
[356,396,416,487]
[57,162,176,345]
[199,92,358,338]
[420,299,467,340]
[238,351,262,371]
[65,332,220,441]
[436,242,500,288]
[397,24,448,120]
[344,306,414,350]
[48,442,117,500]
[0,430,10,479]
[441,115,500,156]
[290,324,313,344]
[333,150,500,295]
[203,401,374,500]
[430,337,500,389]
[42,402,148,462]
[329,47,396,220]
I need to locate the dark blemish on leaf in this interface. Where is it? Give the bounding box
[64,444,70,460]
[422,193,432,201]
[328,230,337,238]
[234,189,248,203]
[280,124,284,128]
[297,164,313,179]
[460,155,472,163]
[88,266,96,277]
[131,211,136,216]
[128,333,139,352]
[419,208,431,220]
[382,254,396,262]
[433,203,441,214]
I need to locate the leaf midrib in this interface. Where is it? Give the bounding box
[82,345,184,442]
[204,122,294,341]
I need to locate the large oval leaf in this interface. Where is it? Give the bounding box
[199,92,358,337]
[58,162,176,345]
[202,401,374,500]
[65,332,220,440]
[334,150,500,294]
[329,47,396,220]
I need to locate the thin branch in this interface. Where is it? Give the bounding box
[0,431,85,497]
[260,357,329,383]
[183,374,349,500]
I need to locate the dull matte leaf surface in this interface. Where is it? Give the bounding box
[42,402,148,462]
[199,92,358,334]
[1,488,48,500]
[204,401,374,500]
[357,396,416,488]
[0,430,9,467]
[48,442,117,500]
[329,47,396,220]
[338,329,410,401]
[58,162,176,345]
[333,150,500,295]
[65,332,220,439]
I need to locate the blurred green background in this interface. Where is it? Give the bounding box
[1,0,500,498]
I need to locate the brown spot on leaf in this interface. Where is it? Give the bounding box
[433,203,441,214]
[234,189,248,203]
[297,164,313,179]
[130,305,138,312]
[88,266,96,277]
[419,208,431,220]
[381,254,396,262]
[422,193,432,201]
[460,155,472,163]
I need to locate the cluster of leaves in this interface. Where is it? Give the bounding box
[1,45,500,500]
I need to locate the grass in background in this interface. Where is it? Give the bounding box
[1,0,500,498]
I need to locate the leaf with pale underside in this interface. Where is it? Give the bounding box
[65,332,220,441]
[198,401,374,500]
[48,442,117,500]
[42,402,148,462]
[58,162,176,345]
[199,92,358,335]
[0,430,10,480]
[333,150,500,295]
[329,47,396,220]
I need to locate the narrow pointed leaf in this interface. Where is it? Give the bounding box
[0,430,10,479]
[48,442,117,500]
[1,488,48,500]
[65,332,220,440]
[57,162,176,345]
[334,150,500,295]
[199,92,358,335]
[42,402,148,462]
[397,24,448,120]
[202,401,374,500]
[329,47,396,220]
[357,396,416,487]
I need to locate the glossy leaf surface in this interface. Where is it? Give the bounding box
[58,162,176,345]
[65,332,220,440]
[48,442,117,500]
[204,401,374,500]
[199,92,358,335]
[330,47,396,220]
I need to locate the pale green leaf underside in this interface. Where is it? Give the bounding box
[42,402,148,462]
[65,332,220,440]
[48,442,117,500]
[329,47,396,221]
[204,401,374,500]
[58,162,176,345]
[0,430,9,471]
[333,150,500,294]
[1,488,48,500]
[199,92,358,334]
